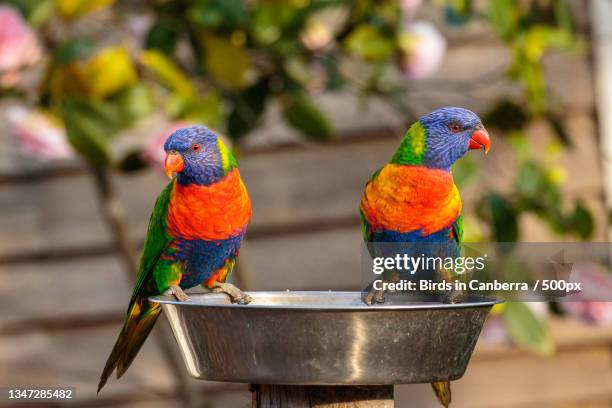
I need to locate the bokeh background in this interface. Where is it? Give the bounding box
[1,0,612,407]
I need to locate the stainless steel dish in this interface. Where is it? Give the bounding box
[150,291,497,385]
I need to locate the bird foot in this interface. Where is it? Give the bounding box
[364,287,386,305]
[442,288,463,304]
[211,282,252,304]
[164,285,191,302]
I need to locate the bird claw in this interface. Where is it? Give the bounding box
[164,285,191,302]
[211,282,252,304]
[364,287,386,305]
[442,287,463,304]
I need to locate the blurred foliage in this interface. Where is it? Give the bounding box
[475,135,594,242]
[2,0,598,355]
[503,302,555,356]
[5,0,585,166]
[439,0,592,354]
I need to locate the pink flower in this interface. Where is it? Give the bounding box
[559,262,612,326]
[399,0,422,19]
[0,6,41,86]
[399,21,446,80]
[560,302,612,326]
[7,107,74,160]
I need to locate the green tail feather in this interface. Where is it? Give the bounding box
[431,380,452,408]
[98,297,161,393]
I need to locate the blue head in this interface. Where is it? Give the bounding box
[420,107,490,169]
[163,126,235,186]
[391,107,490,170]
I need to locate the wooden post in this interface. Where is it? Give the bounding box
[251,385,394,408]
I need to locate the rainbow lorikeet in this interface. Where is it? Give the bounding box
[359,107,490,407]
[98,126,252,392]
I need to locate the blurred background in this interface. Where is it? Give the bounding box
[0,0,612,406]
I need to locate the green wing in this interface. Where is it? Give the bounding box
[360,209,373,242]
[360,167,382,243]
[451,213,463,245]
[129,180,174,305]
[99,180,175,392]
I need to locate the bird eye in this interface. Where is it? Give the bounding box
[191,143,201,152]
[449,122,461,133]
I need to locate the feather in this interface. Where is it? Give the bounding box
[98,182,174,392]
[431,381,452,408]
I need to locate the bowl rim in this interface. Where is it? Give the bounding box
[149,290,501,311]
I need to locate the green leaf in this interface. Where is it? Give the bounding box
[282,93,333,141]
[553,0,574,32]
[117,150,148,173]
[212,0,247,27]
[115,84,153,125]
[187,5,224,28]
[546,113,572,147]
[284,57,311,86]
[27,0,55,26]
[54,39,94,66]
[139,50,196,97]
[503,302,555,356]
[180,92,222,126]
[74,46,138,99]
[56,0,115,19]
[509,26,579,114]
[146,21,177,56]
[517,162,544,197]
[228,80,269,140]
[251,5,283,45]
[483,100,529,131]
[488,0,521,41]
[321,55,344,90]
[520,26,577,63]
[488,193,519,242]
[202,34,251,90]
[444,0,473,26]
[516,161,563,215]
[4,0,54,25]
[62,100,113,167]
[344,24,394,62]
[569,202,594,239]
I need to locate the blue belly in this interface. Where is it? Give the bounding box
[371,228,452,243]
[369,227,459,281]
[369,227,459,259]
[174,234,244,289]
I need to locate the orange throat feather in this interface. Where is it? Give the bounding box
[360,164,461,235]
[167,169,252,241]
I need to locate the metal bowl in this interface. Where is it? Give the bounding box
[150,291,497,385]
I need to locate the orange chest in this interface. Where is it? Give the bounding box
[167,169,252,240]
[360,164,461,235]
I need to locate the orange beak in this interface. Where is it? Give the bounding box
[469,128,491,154]
[164,152,184,179]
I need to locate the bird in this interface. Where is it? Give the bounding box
[98,126,252,393]
[359,107,490,407]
